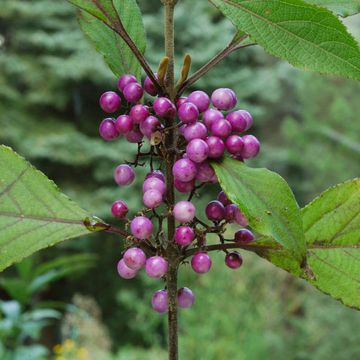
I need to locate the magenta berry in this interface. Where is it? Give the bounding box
[144,74,158,96]
[111,200,129,219]
[172,158,197,182]
[226,110,252,132]
[129,104,150,124]
[187,90,210,113]
[145,170,165,182]
[173,201,196,223]
[176,97,188,108]
[118,74,137,92]
[205,136,225,158]
[151,289,168,313]
[143,177,166,195]
[130,216,153,239]
[233,207,249,227]
[205,200,225,221]
[211,88,237,110]
[183,122,208,141]
[125,127,144,143]
[145,256,168,278]
[241,135,260,159]
[123,247,146,271]
[99,118,119,141]
[211,118,232,138]
[143,189,163,208]
[123,82,143,103]
[191,252,212,274]
[186,139,209,163]
[177,287,195,308]
[178,102,199,124]
[174,178,195,193]
[117,259,137,279]
[217,191,231,206]
[99,91,121,113]
[153,97,176,119]
[225,251,243,269]
[195,161,215,183]
[140,116,161,139]
[114,164,135,186]
[203,108,223,129]
[235,228,254,242]
[225,135,244,154]
[115,115,133,134]
[174,226,195,246]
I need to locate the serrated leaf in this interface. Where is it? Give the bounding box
[210,0,360,80]
[305,0,360,17]
[211,157,306,261]
[0,146,103,271]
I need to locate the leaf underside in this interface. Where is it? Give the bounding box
[305,0,360,17]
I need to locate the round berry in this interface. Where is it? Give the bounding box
[118,74,137,92]
[153,97,176,119]
[111,200,129,219]
[191,252,212,274]
[123,82,143,103]
[143,189,163,208]
[125,127,144,143]
[225,251,243,269]
[174,179,195,193]
[226,110,252,132]
[235,228,254,242]
[123,247,146,271]
[145,170,165,182]
[117,258,137,279]
[115,115,133,134]
[129,104,150,124]
[211,119,232,138]
[146,256,168,278]
[144,74,158,96]
[173,201,196,223]
[139,116,161,139]
[224,204,238,222]
[176,97,188,108]
[130,216,153,239]
[205,136,225,158]
[174,226,195,246]
[211,88,237,110]
[187,90,210,113]
[183,122,208,141]
[195,161,215,183]
[186,139,209,163]
[143,177,166,196]
[177,287,195,308]
[203,108,224,129]
[205,200,225,221]
[217,191,231,206]
[114,164,135,186]
[151,289,168,313]
[225,135,244,154]
[178,102,199,124]
[241,135,260,159]
[172,158,197,182]
[233,207,248,227]
[99,118,119,141]
[99,91,121,113]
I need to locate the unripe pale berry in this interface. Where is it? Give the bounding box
[178,102,199,124]
[118,74,137,92]
[241,135,260,159]
[195,161,215,183]
[99,118,119,141]
[153,97,176,119]
[186,139,209,163]
[187,90,210,113]
[151,289,168,313]
[177,287,195,308]
[226,110,252,132]
[111,200,129,219]
[174,226,195,246]
[143,177,166,195]
[125,127,144,143]
[211,88,237,110]
[173,201,196,223]
[225,135,244,154]
[123,82,143,103]
[145,256,168,278]
[174,178,195,193]
[144,74,158,96]
[143,189,163,208]
[225,251,243,269]
[205,200,225,221]
[191,252,212,273]
[183,122,208,141]
[172,158,197,182]
[99,91,121,113]
[114,164,135,186]
[117,259,137,279]
[129,104,150,124]
[235,228,254,242]
[123,247,146,270]
[145,170,165,183]
[217,191,232,206]
[211,119,232,138]
[203,108,223,129]
[130,216,153,239]
[139,116,161,139]
[205,136,225,158]
[115,115,133,134]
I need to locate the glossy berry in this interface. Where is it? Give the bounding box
[173,201,196,223]
[146,256,168,278]
[114,164,135,186]
[125,127,144,143]
[117,259,137,279]
[225,251,243,269]
[205,136,225,159]
[174,179,195,193]
[225,135,244,154]
[99,91,121,113]
[153,97,176,119]
[99,118,119,141]
[129,104,150,124]
[139,116,161,139]
[176,97,188,108]
[123,247,146,271]
[130,216,153,239]
[143,189,163,208]
[191,252,212,274]
[178,102,199,124]
[145,170,166,182]
[203,108,223,129]
[177,287,195,308]
[111,200,129,219]
[211,88,237,110]
[152,289,168,313]
[235,228,254,242]
[196,161,215,183]
[205,200,225,221]
[226,110,252,132]
[172,158,197,182]
[144,74,158,96]
[183,122,208,141]
[118,74,137,92]
[186,139,209,163]
[241,135,260,159]
[211,119,232,138]
[217,191,232,206]
[143,177,166,196]
[174,226,195,246]
[187,90,210,113]
[224,204,238,222]
[123,82,143,103]
[115,115,133,134]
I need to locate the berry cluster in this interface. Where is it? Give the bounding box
[98,73,259,313]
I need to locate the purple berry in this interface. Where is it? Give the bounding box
[115,115,133,134]
[118,74,137,92]
[187,90,210,113]
[114,164,135,186]
[145,170,165,182]
[111,200,129,219]
[177,287,195,308]
[224,204,238,222]
[191,252,212,274]
[235,228,254,242]
[183,122,208,141]
[123,82,143,103]
[172,158,197,182]
[186,139,209,163]
[117,259,137,279]
[129,104,150,124]
[151,289,168,313]
[195,161,215,183]
[174,179,195,193]
[144,74,158,96]
[174,226,195,246]
[178,102,199,124]
[203,109,224,129]
[125,127,144,143]
[143,189,163,208]
[241,135,260,159]
[153,97,176,119]
[130,216,153,239]
[123,247,146,270]
[99,91,121,113]
[145,256,168,278]
[176,97,188,108]
[233,207,249,227]
[99,118,119,141]
[205,200,225,221]
[225,251,243,269]
[225,135,244,154]
[226,110,252,132]
[205,136,225,158]
[217,191,232,206]
[143,177,166,196]
[139,116,161,139]
[211,88,237,110]
[211,119,232,138]
[173,201,196,223]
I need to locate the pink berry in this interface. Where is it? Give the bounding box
[211,119,232,138]
[145,170,165,182]
[205,136,225,158]
[177,287,195,308]
[226,110,252,132]
[115,115,133,134]
[151,289,168,313]
[125,127,144,143]
[205,200,225,221]
[99,91,121,113]
[186,139,209,163]
[174,178,195,193]
[129,104,150,124]
[173,201,196,223]
[143,189,163,208]
[183,122,208,141]
[145,256,168,278]
[123,82,143,103]
[139,116,161,139]
[211,88,237,110]
[195,161,215,183]
[172,158,197,182]
[225,251,243,269]
[235,229,254,242]
[123,247,146,270]
[225,135,244,154]
[118,74,137,92]
[130,216,153,239]
[178,102,199,124]
[111,200,129,219]
[144,74,158,96]
[241,135,260,159]
[153,97,176,119]
[174,226,195,246]
[114,164,135,186]
[187,90,210,113]
[233,207,249,227]
[143,177,166,195]
[217,191,232,206]
[203,108,223,129]
[99,118,119,141]
[176,97,188,108]
[191,252,212,274]
[117,259,137,279]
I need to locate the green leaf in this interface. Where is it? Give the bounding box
[0,145,101,272]
[209,0,360,80]
[305,0,360,17]
[211,157,306,261]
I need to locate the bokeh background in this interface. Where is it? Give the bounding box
[1,1,360,359]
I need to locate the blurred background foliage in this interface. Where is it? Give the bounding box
[0,0,360,359]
